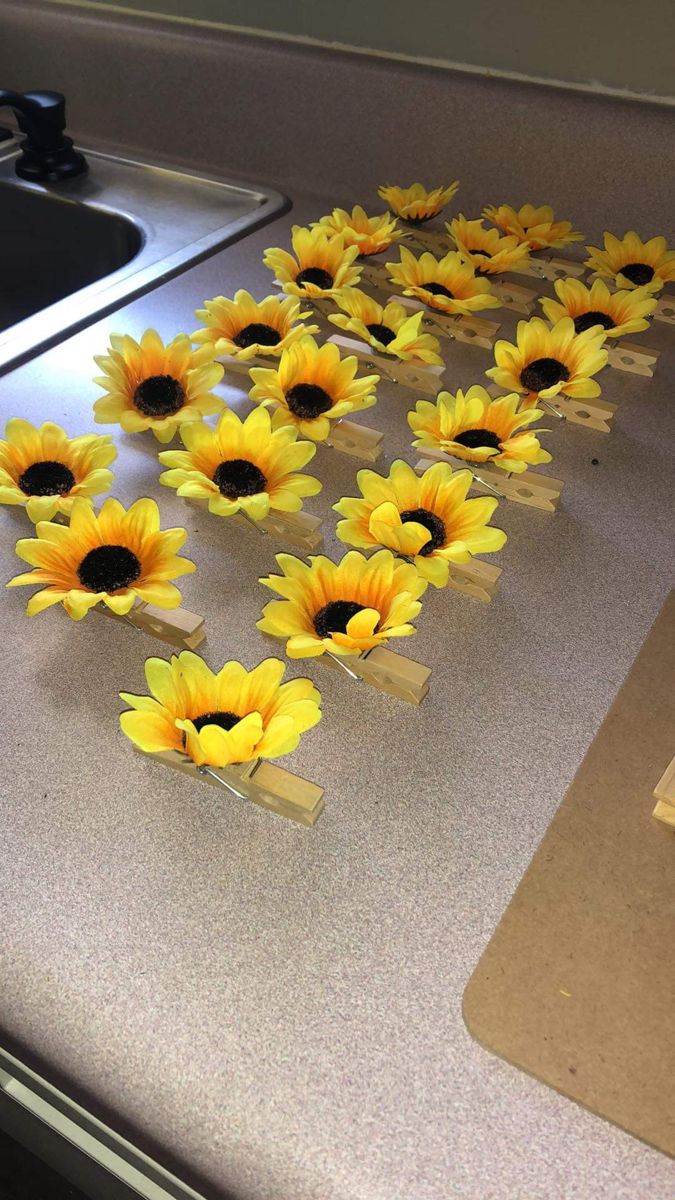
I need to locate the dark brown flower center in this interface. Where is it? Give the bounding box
[366,322,396,347]
[285,382,333,420]
[18,460,75,496]
[213,458,267,498]
[573,311,616,334]
[453,428,502,451]
[133,374,186,417]
[77,544,141,592]
[400,507,446,555]
[232,322,281,350]
[520,357,570,393]
[402,214,433,226]
[295,266,334,290]
[192,710,240,734]
[620,262,654,286]
[313,600,366,639]
[424,282,454,299]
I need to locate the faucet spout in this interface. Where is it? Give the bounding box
[0,89,88,181]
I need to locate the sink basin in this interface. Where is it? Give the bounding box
[0,142,288,375]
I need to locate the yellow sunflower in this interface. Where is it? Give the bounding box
[386,247,501,315]
[408,386,551,474]
[120,652,321,768]
[328,289,443,363]
[539,277,657,339]
[584,231,675,292]
[159,406,321,520]
[486,316,608,401]
[446,215,532,275]
[191,289,319,361]
[7,497,194,619]
[94,329,224,444]
[482,203,583,250]
[258,548,426,659]
[377,182,459,223]
[248,334,378,442]
[0,418,116,523]
[313,205,403,257]
[263,225,362,299]
[334,459,506,588]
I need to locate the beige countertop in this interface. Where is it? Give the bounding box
[1,7,675,1196]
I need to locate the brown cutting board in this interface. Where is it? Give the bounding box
[463,591,675,1156]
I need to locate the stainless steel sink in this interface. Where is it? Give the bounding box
[0,140,288,375]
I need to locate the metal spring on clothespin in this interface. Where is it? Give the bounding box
[537,397,566,421]
[239,508,268,535]
[325,650,362,682]
[470,472,506,499]
[197,762,249,801]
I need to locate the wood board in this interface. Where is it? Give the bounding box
[463,590,675,1157]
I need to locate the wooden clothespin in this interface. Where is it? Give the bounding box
[95,600,205,649]
[138,749,324,826]
[413,447,564,513]
[653,755,675,829]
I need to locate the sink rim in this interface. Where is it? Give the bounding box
[0,145,289,377]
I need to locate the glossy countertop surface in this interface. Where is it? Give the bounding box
[1,11,675,1186]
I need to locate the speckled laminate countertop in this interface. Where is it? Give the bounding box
[1,7,675,1190]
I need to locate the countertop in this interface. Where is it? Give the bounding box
[1,184,674,1200]
[2,0,675,1177]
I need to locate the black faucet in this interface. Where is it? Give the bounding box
[0,89,88,181]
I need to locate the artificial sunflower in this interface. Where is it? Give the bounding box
[94,329,224,444]
[248,334,378,441]
[482,203,583,251]
[334,459,506,588]
[312,205,403,257]
[119,652,321,769]
[486,316,608,401]
[258,548,426,659]
[191,289,319,361]
[408,386,552,475]
[386,247,501,315]
[263,225,362,299]
[327,289,443,363]
[7,496,195,619]
[584,231,675,292]
[0,418,116,523]
[159,406,321,520]
[539,277,657,339]
[446,215,532,275]
[377,182,459,224]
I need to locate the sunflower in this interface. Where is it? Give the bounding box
[248,334,378,441]
[446,215,532,275]
[584,231,675,292]
[258,548,426,659]
[94,329,224,444]
[263,225,362,299]
[191,289,319,361]
[0,418,116,523]
[486,316,608,401]
[119,651,321,769]
[7,496,195,619]
[334,459,506,588]
[327,289,443,363]
[313,205,403,257]
[159,406,321,520]
[539,277,657,339]
[377,182,459,224]
[386,247,501,315]
[408,386,552,474]
[482,204,583,250]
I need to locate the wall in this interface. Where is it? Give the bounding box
[50,0,675,102]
